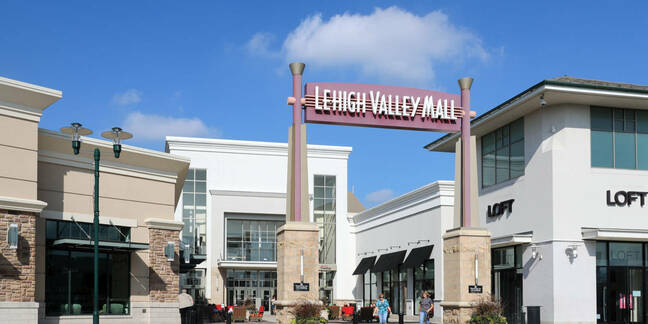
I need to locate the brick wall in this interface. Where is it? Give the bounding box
[0,210,37,302]
[148,227,180,303]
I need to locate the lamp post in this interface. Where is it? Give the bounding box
[60,123,132,324]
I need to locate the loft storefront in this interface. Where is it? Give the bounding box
[0,76,190,324]
[165,137,356,306]
[424,76,648,324]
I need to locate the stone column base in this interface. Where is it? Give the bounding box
[440,301,476,324]
[0,302,39,324]
[442,227,492,324]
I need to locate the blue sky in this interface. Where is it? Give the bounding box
[2,1,648,207]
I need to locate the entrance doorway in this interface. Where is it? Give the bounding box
[597,242,646,324]
[492,246,524,324]
[226,270,277,310]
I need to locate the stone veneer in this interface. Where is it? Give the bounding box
[275,222,320,324]
[148,227,180,303]
[441,227,491,324]
[0,210,37,302]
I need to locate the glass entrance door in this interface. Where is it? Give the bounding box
[603,267,643,324]
[493,270,523,324]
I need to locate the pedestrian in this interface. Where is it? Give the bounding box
[419,291,433,324]
[374,293,391,324]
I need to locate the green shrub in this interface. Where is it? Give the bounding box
[470,314,507,324]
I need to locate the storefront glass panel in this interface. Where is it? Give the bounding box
[597,241,646,324]
[413,260,434,315]
[492,246,523,324]
[226,270,276,310]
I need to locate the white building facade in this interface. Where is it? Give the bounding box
[349,76,648,324]
[165,137,357,309]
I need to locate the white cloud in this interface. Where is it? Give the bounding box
[250,7,489,83]
[112,89,143,106]
[365,189,395,205]
[123,111,221,141]
[247,32,279,57]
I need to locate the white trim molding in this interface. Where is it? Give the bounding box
[210,190,286,198]
[144,217,184,231]
[582,227,648,241]
[166,136,352,160]
[491,232,533,248]
[0,196,47,213]
[217,260,278,270]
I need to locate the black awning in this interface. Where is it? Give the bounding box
[51,238,149,252]
[371,250,406,273]
[353,256,377,275]
[403,245,434,268]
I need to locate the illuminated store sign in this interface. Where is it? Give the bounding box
[606,190,648,207]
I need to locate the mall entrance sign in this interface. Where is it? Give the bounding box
[303,82,463,132]
[278,62,485,324]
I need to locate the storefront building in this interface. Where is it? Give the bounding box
[0,76,190,324]
[350,182,454,322]
[350,77,648,324]
[165,136,359,308]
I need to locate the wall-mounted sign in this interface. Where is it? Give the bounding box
[487,199,515,217]
[303,83,463,132]
[607,190,648,207]
[468,285,483,293]
[293,282,310,292]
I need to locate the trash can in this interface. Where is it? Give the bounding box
[398,313,404,324]
[526,306,541,324]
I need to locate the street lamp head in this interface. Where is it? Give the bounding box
[60,122,92,155]
[101,127,133,158]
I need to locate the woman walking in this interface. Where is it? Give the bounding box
[419,291,434,324]
[374,293,391,324]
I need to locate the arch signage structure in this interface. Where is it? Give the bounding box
[286,62,474,227]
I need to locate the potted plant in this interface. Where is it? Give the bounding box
[470,296,507,324]
[289,300,327,324]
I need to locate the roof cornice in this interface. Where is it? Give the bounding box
[166,136,352,159]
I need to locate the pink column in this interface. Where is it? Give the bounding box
[290,63,305,222]
[459,77,474,227]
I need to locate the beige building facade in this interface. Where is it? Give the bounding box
[0,76,190,324]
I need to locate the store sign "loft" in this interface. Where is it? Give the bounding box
[303,83,463,132]
[607,190,648,207]
[487,199,515,217]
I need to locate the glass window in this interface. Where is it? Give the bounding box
[182,168,207,255]
[45,249,129,316]
[609,242,643,267]
[597,242,608,266]
[481,118,524,187]
[314,175,336,264]
[226,218,284,262]
[414,260,434,315]
[591,107,648,170]
[492,247,515,270]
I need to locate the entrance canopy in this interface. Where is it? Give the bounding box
[51,238,149,252]
[402,245,434,268]
[352,256,377,275]
[371,250,406,273]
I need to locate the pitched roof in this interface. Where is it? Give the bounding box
[347,191,365,213]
